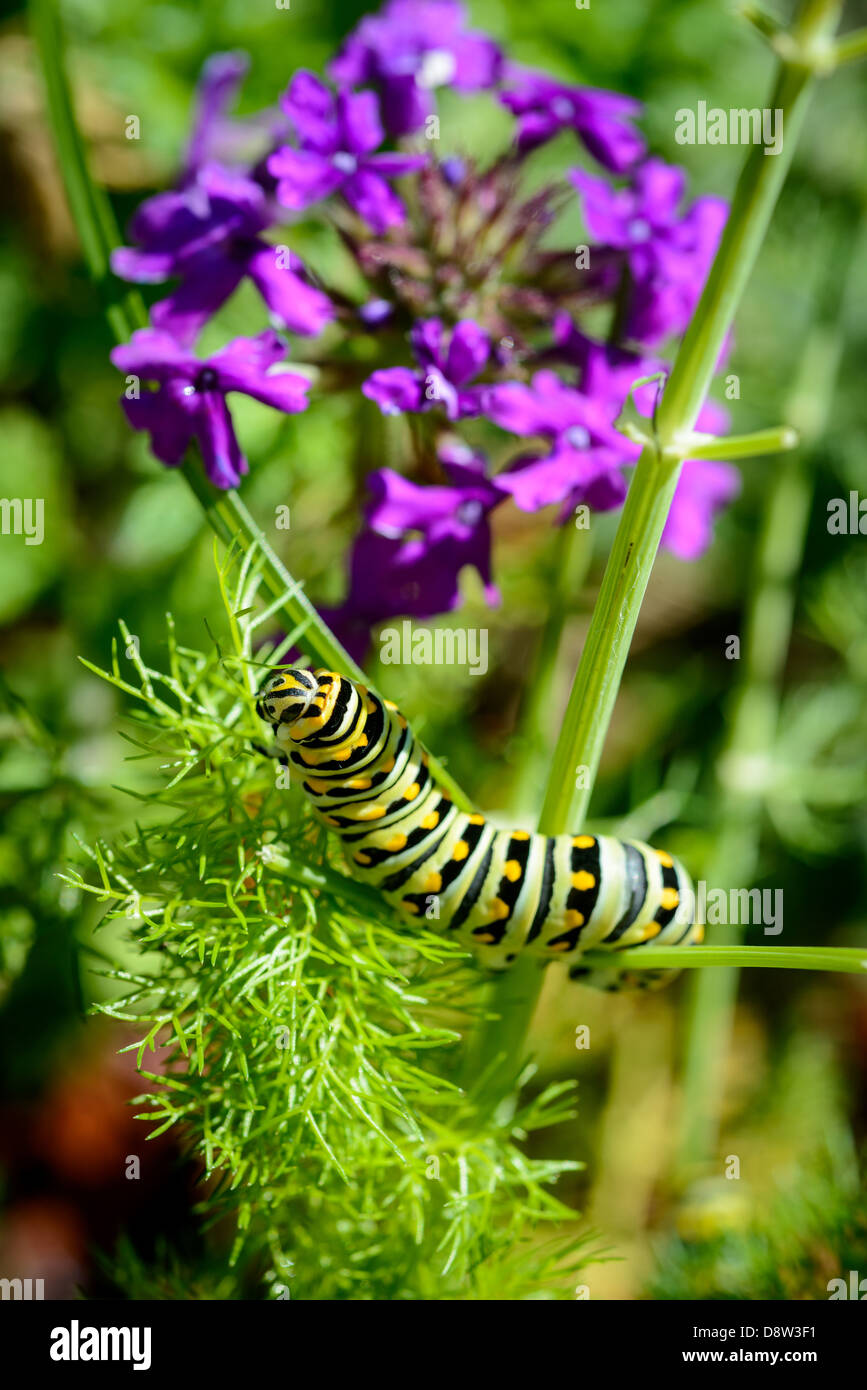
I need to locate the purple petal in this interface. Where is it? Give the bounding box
[570,168,633,247]
[362,367,423,415]
[343,168,407,232]
[498,445,627,513]
[110,329,197,384]
[445,320,489,385]
[184,51,250,175]
[572,89,646,173]
[268,146,345,210]
[410,318,445,371]
[279,70,337,153]
[245,243,335,336]
[485,381,552,437]
[194,390,248,489]
[111,246,181,284]
[380,74,432,136]
[366,468,464,536]
[209,331,310,412]
[337,88,384,156]
[449,33,503,89]
[634,157,687,225]
[120,389,194,466]
[364,151,428,177]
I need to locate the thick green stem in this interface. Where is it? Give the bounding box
[468,0,844,1100]
[30,0,472,811]
[580,946,867,974]
[675,219,855,1179]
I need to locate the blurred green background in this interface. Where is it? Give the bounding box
[0,0,865,1299]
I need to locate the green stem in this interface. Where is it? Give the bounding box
[675,218,855,1179]
[833,26,867,66]
[29,0,472,811]
[686,425,799,461]
[469,0,844,1100]
[579,946,867,974]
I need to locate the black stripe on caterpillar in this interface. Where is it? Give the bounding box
[256,667,703,991]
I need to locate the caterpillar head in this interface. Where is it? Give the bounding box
[256,668,319,728]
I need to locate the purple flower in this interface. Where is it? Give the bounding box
[330,0,502,136]
[322,442,503,658]
[485,369,640,513]
[110,328,310,490]
[363,318,491,420]
[111,164,334,347]
[183,51,250,177]
[182,51,292,185]
[571,157,727,346]
[268,72,426,234]
[500,66,645,172]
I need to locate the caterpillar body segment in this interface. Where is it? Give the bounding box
[256,668,702,990]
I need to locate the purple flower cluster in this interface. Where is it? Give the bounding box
[110,0,739,658]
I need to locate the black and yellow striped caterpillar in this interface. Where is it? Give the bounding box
[256,667,704,991]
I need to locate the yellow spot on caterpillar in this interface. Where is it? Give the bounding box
[453,841,469,861]
[420,811,439,830]
[468,813,485,826]
[422,871,442,893]
[324,815,341,827]
[489,898,510,920]
[306,778,330,794]
[402,899,420,914]
[354,804,386,821]
[694,923,705,943]
[404,782,420,801]
[355,852,372,866]
[474,932,496,943]
[381,756,395,773]
[365,700,376,714]
[398,716,408,729]
[511,830,530,840]
[571,870,596,891]
[660,887,679,911]
[503,860,522,883]
[384,699,398,711]
[358,734,368,747]
[657,850,674,868]
[346,777,372,790]
[385,833,407,852]
[642,922,662,940]
[421,751,430,766]
[573,834,595,849]
[564,909,585,928]
[549,939,571,951]
[334,747,352,761]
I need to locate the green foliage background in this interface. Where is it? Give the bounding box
[0,0,865,1299]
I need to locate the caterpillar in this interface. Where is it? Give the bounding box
[256,667,703,990]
